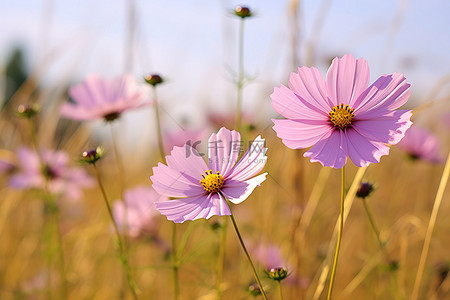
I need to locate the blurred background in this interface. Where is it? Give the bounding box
[1,0,450,299]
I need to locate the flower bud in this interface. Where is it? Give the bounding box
[144,74,164,86]
[246,282,261,296]
[234,6,252,18]
[16,104,39,118]
[356,182,375,199]
[80,147,104,164]
[265,267,289,281]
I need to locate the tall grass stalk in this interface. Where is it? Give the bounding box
[411,150,450,300]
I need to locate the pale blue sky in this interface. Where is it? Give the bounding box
[1,0,449,127]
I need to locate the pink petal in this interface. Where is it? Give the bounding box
[354,73,410,116]
[272,119,333,149]
[17,147,40,172]
[60,103,104,120]
[10,173,43,189]
[221,173,267,204]
[345,129,390,167]
[151,162,205,198]
[288,66,332,113]
[304,130,348,168]
[207,127,241,177]
[352,110,412,145]
[227,136,267,181]
[271,85,329,121]
[166,145,208,184]
[326,54,370,107]
[155,193,231,223]
[69,74,105,106]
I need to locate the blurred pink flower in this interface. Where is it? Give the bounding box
[271,54,412,168]
[151,127,267,223]
[163,128,208,154]
[397,126,443,163]
[10,147,94,201]
[252,242,286,269]
[60,74,151,121]
[113,186,167,238]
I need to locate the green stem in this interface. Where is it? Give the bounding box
[327,166,345,300]
[153,84,181,300]
[216,219,228,299]
[92,163,139,300]
[277,280,284,300]
[225,200,268,300]
[235,17,245,131]
[172,222,180,300]
[362,198,388,258]
[153,86,166,162]
[109,124,126,197]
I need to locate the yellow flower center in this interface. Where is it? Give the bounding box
[329,103,355,129]
[200,170,224,193]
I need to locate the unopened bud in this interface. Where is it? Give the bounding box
[246,282,261,296]
[144,74,164,86]
[17,104,39,118]
[356,182,375,199]
[80,147,104,164]
[234,6,252,18]
[265,267,289,281]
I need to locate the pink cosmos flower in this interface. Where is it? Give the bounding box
[113,186,167,238]
[151,127,267,223]
[10,147,94,201]
[397,126,443,163]
[271,54,413,168]
[60,74,151,121]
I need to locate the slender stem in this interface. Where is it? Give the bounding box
[152,86,166,162]
[109,124,126,196]
[216,219,228,299]
[327,166,345,300]
[235,17,245,131]
[228,211,268,300]
[171,222,180,300]
[153,85,180,299]
[277,280,284,300]
[92,163,139,300]
[362,198,388,257]
[411,150,450,300]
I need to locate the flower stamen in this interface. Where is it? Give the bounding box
[329,103,355,129]
[200,170,224,193]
